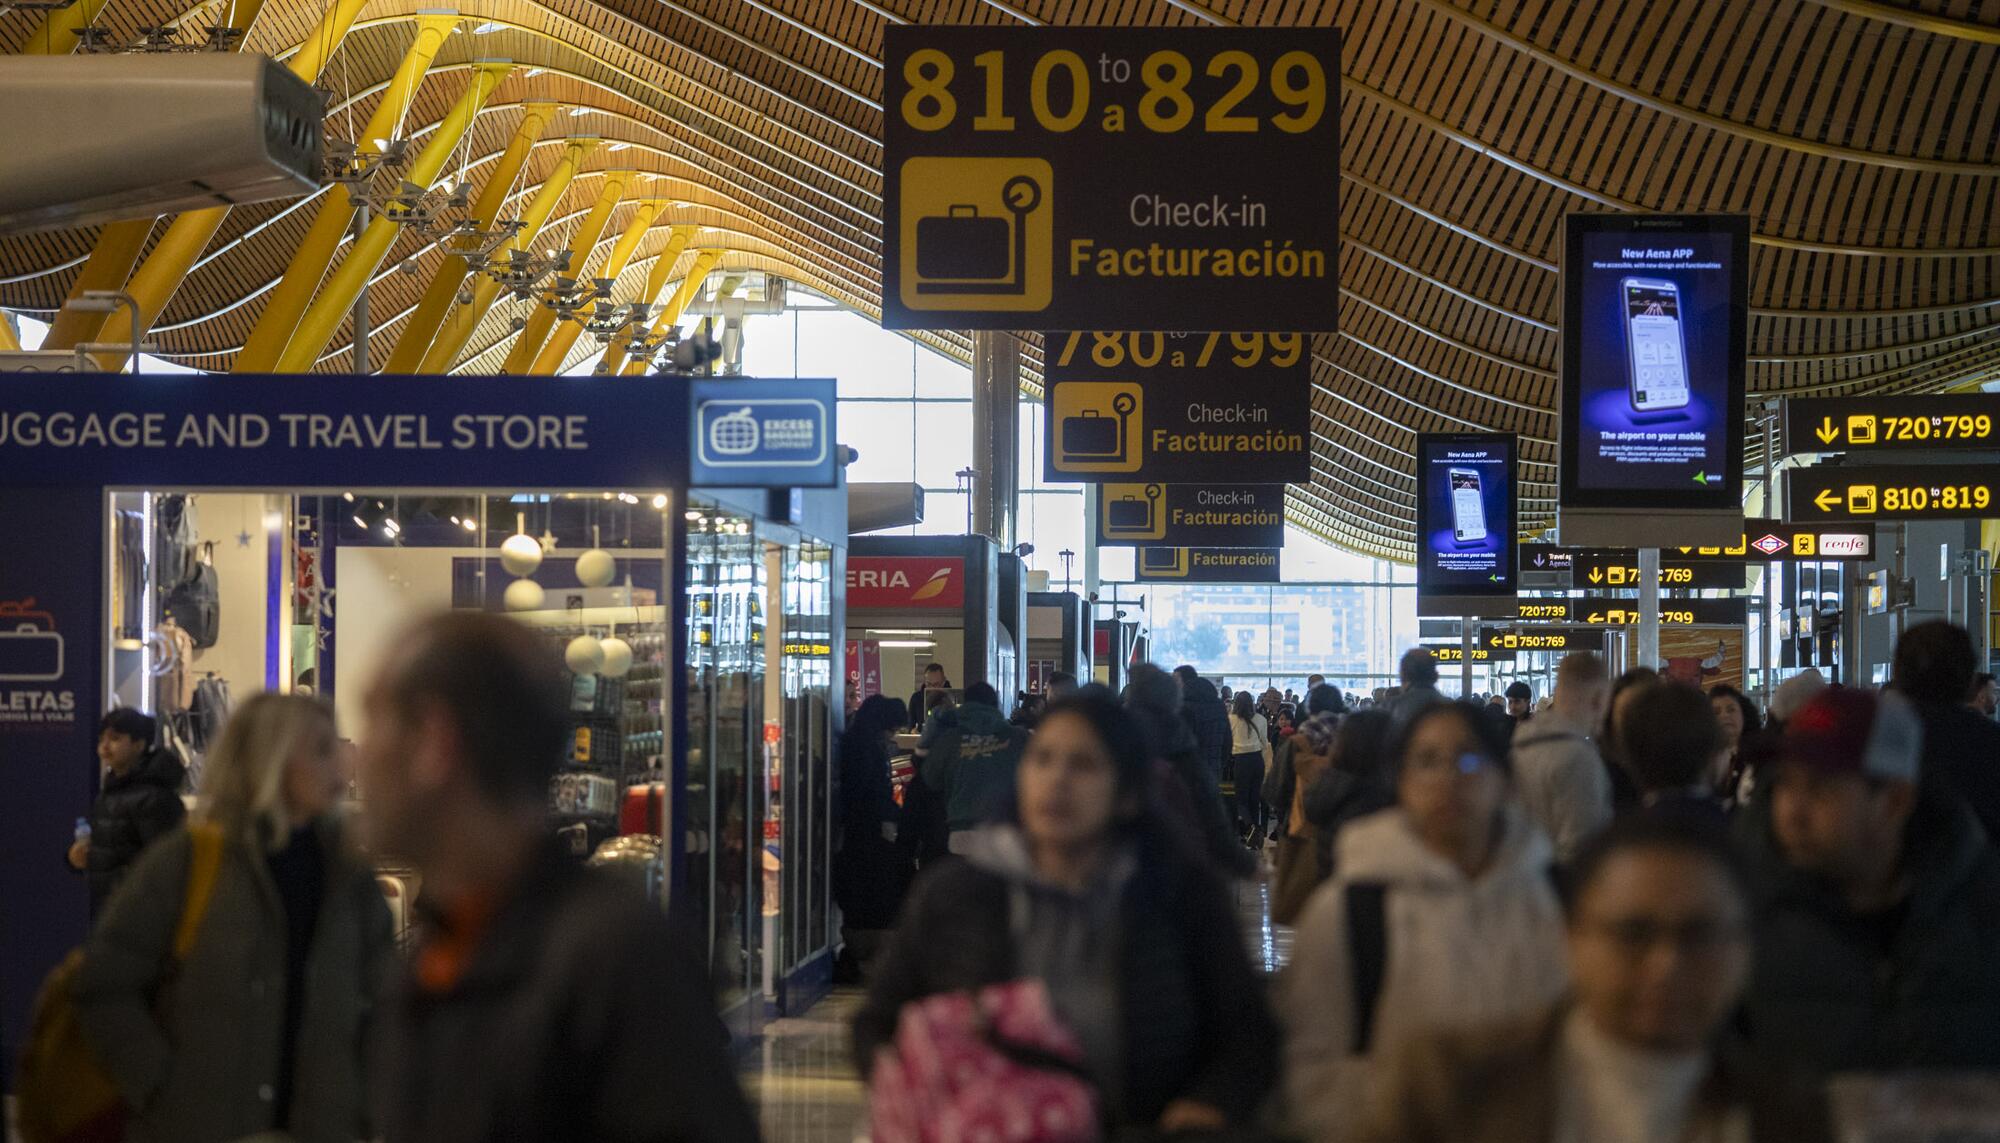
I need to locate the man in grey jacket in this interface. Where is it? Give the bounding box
[357,612,758,1143]
[1509,652,1613,863]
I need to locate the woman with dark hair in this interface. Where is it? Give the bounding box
[1601,668,1659,812]
[1707,684,1762,806]
[835,695,912,975]
[1228,690,1271,844]
[1282,702,1568,1142]
[855,690,1279,1134]
[1303,708,1398,881]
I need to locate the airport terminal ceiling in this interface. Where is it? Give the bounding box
[1,0,1995,561]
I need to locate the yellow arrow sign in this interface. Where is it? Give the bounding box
[1816,417,1839,445]
[1814,488,1841,513]
[1588,568,1603,584]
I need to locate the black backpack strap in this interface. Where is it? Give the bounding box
[1345,881,1388,1055]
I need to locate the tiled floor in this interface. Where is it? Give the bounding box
[744,865,1287,1143]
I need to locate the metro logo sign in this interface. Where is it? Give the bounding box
[847,557,967,609]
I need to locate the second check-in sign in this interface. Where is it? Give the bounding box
[882,26,1341,332]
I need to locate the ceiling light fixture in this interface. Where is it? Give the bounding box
[607,142,630,152]
[471,20,503,33]
[523,66,545,78]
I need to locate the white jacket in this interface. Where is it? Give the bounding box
[1508,709,1614,863]
[1279,805,1569,1143]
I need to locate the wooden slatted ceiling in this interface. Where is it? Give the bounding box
[3,0,1998,561]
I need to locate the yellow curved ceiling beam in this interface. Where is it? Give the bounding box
[83,0,371,370]
[384,101,558,373]
[236,10,460,373]
[501,168,628,373]
[1802,0,2000,44]
[1403,0,1999,176]
[419,135,593,373]
[279,60,512,373]
[526,207,673,374]
[749,0,2000,258]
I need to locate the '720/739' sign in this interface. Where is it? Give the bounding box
[883,26,1340,332]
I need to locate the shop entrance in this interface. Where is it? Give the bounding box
[0,373,844,1054]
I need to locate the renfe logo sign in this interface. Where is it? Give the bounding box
[848,557,966,609]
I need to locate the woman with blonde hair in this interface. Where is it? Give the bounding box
[73,692,393,1143]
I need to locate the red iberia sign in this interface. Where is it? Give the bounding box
[847,557,966,609]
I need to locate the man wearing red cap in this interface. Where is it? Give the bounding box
[1741,686,2000,1072]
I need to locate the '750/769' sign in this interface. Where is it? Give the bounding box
[883,26,1340,332]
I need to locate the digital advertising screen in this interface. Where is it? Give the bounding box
[1560,214,1749,546]
[1415,433,1516,617]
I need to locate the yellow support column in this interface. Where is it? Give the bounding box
[0,311,20,352]
[619,248,721,376]
[419,137,596,374]
[598,237,699,375]
[501,171,631,374]
[531,213,679,376]
[383,101,555,374]
[235,11,459,373]
[23,0,111,54]
[277,61,511,374]
[39,0,271,351]
[86,0,370,371]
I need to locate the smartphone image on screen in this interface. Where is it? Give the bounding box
[1622,277,1691,412]
[1449,468,1487,545]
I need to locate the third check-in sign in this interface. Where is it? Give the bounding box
[882,26,1340,331]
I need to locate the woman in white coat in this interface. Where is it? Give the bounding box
[1281,701,1569,1143]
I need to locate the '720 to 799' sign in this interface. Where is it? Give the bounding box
[882,26,1341,332]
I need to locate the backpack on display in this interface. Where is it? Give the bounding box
[164,557,219,649]
[154,495,199,592]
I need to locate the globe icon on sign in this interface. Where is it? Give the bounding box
[709,407,760,455]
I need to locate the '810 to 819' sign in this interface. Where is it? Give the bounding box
[883,26,1341,332]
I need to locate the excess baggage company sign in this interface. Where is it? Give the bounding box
[882,26,1340,331]
[1042,331,1310,483]
[1096,482,1284,547]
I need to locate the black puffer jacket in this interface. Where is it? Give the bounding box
[85,746,186,911]
[1742,781,2000,1072]
[1179,676,1232,783]
[854,828,1278,1128]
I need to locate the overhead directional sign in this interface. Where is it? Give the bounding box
[1785,395,2000,453]
[1483,627,1606,653]
[690,377,838,487]
[1574,551,1745,590]
[1513,597,1749,626]
[1133,546,1281,583]
[1573,597,1748,628]
[1667,518,1874,562]
[1095,482,1283,547]
[1519,544,1576,573]
[1788,465,2000,522]
[883,26,1341,331]
[1517,599,1581,623]
[1421,642,1517,665]
[1043,331,1310,483]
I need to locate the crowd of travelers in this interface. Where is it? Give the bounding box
[842,620,2000,1141]
[28,613,2000,1143]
